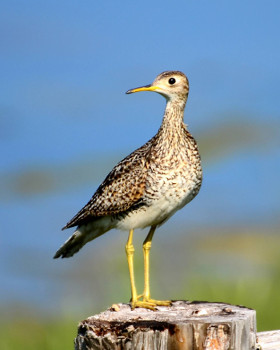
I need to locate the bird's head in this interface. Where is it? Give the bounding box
[126,71,189,103]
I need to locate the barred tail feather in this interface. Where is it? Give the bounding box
[53,217,113,258]
[53,228,87,258]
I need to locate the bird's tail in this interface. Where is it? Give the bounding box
[53,218,112,259]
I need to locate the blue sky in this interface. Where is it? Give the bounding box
[1,1,280,314]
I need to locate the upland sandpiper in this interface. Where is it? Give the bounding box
[54,71,202,309]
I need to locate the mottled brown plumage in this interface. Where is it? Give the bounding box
[62,141,150,228]
[54,71,202,309]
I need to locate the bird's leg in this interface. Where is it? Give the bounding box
[125,229,159,310]
[125,229,138,305]
[142,225,156,301]
[142,225,171,307]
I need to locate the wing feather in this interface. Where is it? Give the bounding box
[63,140,152,229]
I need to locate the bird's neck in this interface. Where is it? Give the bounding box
[160,99,187,133]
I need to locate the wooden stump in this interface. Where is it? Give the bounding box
[75,301,256,350]
[256,330,280,350]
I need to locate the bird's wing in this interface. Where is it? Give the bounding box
[63,141,152,229]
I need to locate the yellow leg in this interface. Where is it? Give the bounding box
[125,229,162,310]
[125,229,138,304]
[142,225,171,307]
[142,225,156,301]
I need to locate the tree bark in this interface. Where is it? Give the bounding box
[75,301,256,350]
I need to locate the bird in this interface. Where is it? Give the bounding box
[54,71,202,310]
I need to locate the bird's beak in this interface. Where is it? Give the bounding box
[126,84,159,94]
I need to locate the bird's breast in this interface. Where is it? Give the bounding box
[116,155,202,231]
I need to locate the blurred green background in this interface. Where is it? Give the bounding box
[1,1,280,349]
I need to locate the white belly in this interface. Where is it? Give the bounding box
[116,188,194,231]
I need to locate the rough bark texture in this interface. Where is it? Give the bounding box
[75,301,256,350]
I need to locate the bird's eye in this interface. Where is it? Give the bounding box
[168,78,176,85]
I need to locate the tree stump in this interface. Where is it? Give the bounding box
[256,330,280,350]
[75,301,256,350]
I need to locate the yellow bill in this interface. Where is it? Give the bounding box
[126,84,159,94]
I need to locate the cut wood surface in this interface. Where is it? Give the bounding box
[256,330,280,350]
[75,301,256,350]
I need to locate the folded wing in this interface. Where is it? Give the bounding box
[63,141,152,229]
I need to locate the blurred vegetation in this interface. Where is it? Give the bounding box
[0,317,75,350]
[187,231,280,331]
[1,229,280,349]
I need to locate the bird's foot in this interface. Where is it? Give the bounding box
[130,297,172,310]
[135,294,143,300]
[130,300,157,310]
[144,298,172,306]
